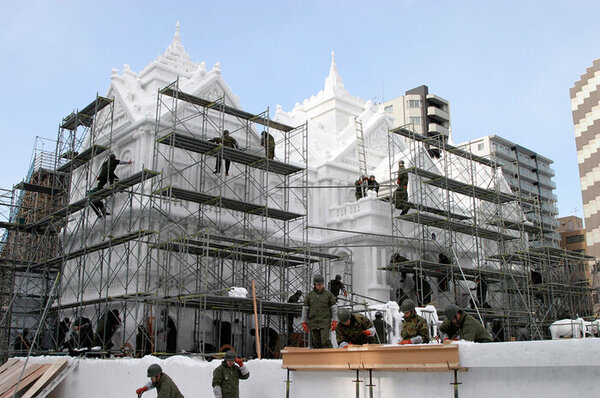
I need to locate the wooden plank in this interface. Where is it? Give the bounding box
[0,363,41,396]
[0,359,19,377]
[21,359,68,398]
[281,344,461,372]
[1,364,50,398]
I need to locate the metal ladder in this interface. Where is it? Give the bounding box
[355,118,368,185]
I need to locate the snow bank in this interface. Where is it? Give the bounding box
[23,339,600,398]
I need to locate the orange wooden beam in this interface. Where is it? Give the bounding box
[281,344,462,372]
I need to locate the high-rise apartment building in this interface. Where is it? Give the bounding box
[571,58,600,261]
[382,85,451,141]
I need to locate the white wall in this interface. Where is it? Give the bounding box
[22,339,600,398]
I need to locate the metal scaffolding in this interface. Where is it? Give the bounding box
[382,125,594,340]
[0,79,345,361]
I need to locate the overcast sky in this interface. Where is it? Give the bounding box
[1,1,599,220]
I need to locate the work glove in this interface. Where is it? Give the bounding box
[362,330,373,336]
[343,291,348,297]
[399,340,412,345]
[330,321,338,331]
[136,386,148,397]
[302,322,309,333]
[235,358,244,367]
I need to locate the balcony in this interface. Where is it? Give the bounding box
[427,106,450,122]
[536,162,555,177]
[426,94,449,107]
[428,123,449,137]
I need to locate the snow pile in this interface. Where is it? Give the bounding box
[228,287,248,298]
[21,339,600,398]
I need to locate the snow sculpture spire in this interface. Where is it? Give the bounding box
[174,21,181,44]
[324,50,345,93]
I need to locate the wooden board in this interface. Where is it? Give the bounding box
[0,363,41,396]
[21,359,68,398]
[281,344,462,372]
[0,359,19,377]
[0,364,50,398]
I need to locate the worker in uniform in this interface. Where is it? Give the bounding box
[437,253,451,292]
[440,304,492,343]
[328,274,348,302]
[97,153,132,189]
[302,274,338,348]
[372,311,390,344]
[335,308,376,348]
[355,176,366,200]
[470,275,491,309]
[367,175,380,194]
[136,364,184,398]
[212,350,250,398]
[287,290,302,337]
[412,273,432,306]
[395,160,410,215]
[211,130,239,176]
[399,299,429,345]
[260,130,275,159]
[94,309,121,350]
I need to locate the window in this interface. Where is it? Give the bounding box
[384,105,393,114]
[409,116,422,125]
[566,235,585,244]
[477,143,484,151]
[594,293,599,305]
[568,220,573,230]
[407,99,421,108]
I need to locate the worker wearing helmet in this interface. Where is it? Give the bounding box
[335,308,376,348]
[212,350,249,398]
[328,274,348,302]
[136,364,184,398]
[302,274,338,348]
[399,299,430,345]
[372,311,390,344]
[440,304,492,343]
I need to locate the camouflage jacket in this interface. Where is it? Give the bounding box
[401,313,430,343]
[336,314,375,345]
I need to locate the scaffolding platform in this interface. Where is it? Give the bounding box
[157,187,304,221]
[14,182,65,196]
[160,87,296,132]
[396,212,517,241]
[378,259,524,281]
[60,97,113,130]
[381,197,471,221]
[489,246,594,265]
[391,126,495,168]
[156,132,303,176]
[157,234,338,267]
[488,219,554,235]
[15,230,155,271]
[408,167,521,204]
[57,144,109,173]
[25,170,159,231]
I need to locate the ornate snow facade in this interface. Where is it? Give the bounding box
[58,25,528,351]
